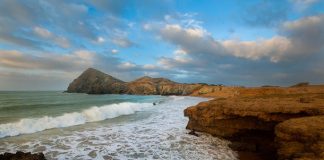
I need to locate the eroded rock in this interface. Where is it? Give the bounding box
[275,115,324,160]
[184,89,324,159]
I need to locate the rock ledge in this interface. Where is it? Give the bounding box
[185,86,324,159]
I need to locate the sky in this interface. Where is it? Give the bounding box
[0,0,324,90]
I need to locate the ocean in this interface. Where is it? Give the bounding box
[0,91,236,159]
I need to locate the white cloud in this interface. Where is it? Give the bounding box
[143,23,153,31]
[159,14,324,63]
[34,27,52,38]
[174,49,187,55]
[0,50,96,71]
[164,24,206,38]
[112,37,134,48]
[118,62,136,69]
[222,36,292,62]
[111,49,119,54]
[143,64,157,70]
[96,36,105,43]
[33,26,70,48]
[290,0,319,11]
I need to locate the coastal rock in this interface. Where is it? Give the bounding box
[190,84,324,98]
[275,115,324,160]
[67,68,127,94]
[67,68,203,95]
[184,88,324,159]
[126,76,203,95]
[0,151,46,160]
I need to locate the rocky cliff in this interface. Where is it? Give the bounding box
[185,85,324,160]
[67,68,203,95]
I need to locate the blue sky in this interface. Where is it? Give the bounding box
[0,0,324,90]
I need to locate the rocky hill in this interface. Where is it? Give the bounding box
[67,68,127,94]
[66,68,203,95]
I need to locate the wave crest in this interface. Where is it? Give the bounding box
[0,102,152,138]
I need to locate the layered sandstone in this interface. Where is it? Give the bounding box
[185,86,324,159]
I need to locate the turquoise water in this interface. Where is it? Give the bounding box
[0,91,163,124]
[0,92,237,159]
[0,91,167,138]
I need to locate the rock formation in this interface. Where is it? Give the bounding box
[67,68,203,95]
[126,76,202,95]
[275,115,324,160]
[185,85,324,160]
[67,68,127,94]
[0,151,46,160]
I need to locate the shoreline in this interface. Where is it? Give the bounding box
[4,66,324,159]
[2,84,324,159]
[0,95,238,159]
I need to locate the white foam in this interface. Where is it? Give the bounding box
[0,96,238,160]
[0,102,152,138]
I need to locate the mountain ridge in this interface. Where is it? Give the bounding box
[66,68,203,95]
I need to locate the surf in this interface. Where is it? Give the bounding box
[0,102,152,138]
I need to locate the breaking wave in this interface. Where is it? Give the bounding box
[0,102,152,138]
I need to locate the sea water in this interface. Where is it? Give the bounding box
[0,91,237,159]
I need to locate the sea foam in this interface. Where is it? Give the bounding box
[0,102,152,138]
[0,96,237,160]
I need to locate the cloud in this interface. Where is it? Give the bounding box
[34,27,52,38]
[143,64,157,70]
[0,49,104,90]
[0,70,76,91]
[96,37,106,43]
[111,49,119,54]
[89,0,126,15]
[241,1,288,27]
[0,32,42,49]
[0,50,95,71]
[0,1,84,49]
[221,36,292,62]
[159,14,324,63]
[290,0,319,11]
[0,49,184,89]
[112,37,134,48]
[1,1,323,89]
[54,37,70,48]
[33,26,70,48]
[0,0,136,51]
[281,14,324,54]
[147,14,324,86]
[0,49,127,90]
[118,62,137,69]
